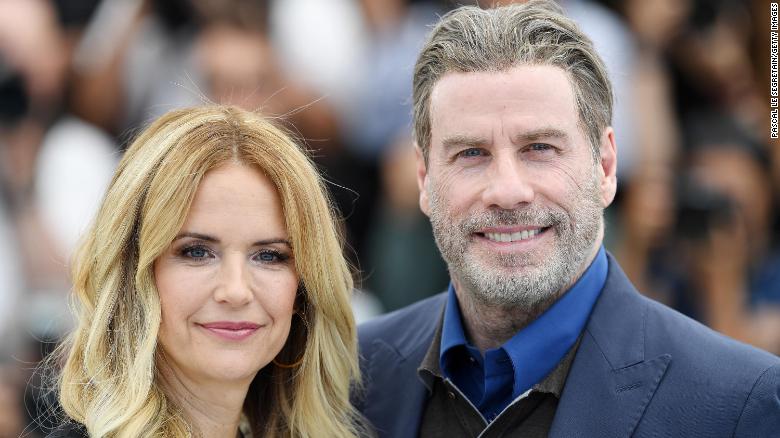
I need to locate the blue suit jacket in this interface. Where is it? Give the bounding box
[355,255,780,437]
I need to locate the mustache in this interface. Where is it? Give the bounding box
[459,206,566,233]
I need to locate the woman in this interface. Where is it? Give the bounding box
[47,106,365,437]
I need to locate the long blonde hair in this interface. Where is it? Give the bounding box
[54,106,364,437]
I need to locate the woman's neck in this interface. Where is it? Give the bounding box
[158,361,253,438]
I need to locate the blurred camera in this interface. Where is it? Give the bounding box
[0,58,29,125]
[675,177,735,241]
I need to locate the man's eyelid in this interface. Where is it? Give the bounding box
[455,147,489,158]
[525,142,557,151]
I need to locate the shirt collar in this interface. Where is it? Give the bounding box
[440,246,608,398]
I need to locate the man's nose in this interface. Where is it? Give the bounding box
[481,156,535,209]
[214,255,253,306]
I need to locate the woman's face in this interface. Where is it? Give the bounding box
[154,163,298,385]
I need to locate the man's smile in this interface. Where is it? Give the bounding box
[476,226,551,243]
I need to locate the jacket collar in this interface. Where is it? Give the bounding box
[549,254,671,437]
[358,294,446,438]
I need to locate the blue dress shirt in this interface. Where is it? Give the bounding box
[440,246,608,420]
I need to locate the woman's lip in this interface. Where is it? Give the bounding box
[197,322,261,341]
[199,321,261,330]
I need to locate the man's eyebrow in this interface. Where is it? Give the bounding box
[173,232,291,247]
[440,134,489,150]
[513,128,569,143]
[439,129,568,150]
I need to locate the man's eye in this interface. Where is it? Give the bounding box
[529,143,553,152]
[181,245,212,259]
[457,148,485,158]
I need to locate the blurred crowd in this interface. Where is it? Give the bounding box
[0,0,778,435]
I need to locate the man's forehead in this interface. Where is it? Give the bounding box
[430,65,575,105]
[428,65,580,144]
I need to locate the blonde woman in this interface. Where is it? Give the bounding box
[46,106,366,437]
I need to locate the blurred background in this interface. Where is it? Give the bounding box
[0,0,778,435]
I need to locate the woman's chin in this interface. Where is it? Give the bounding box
[162,351,270,387]
[198,359,268,384]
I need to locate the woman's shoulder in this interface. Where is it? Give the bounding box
[46,422,88,438]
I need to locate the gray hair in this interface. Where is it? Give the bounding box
[412,0,613,163]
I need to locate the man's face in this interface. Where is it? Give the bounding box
[417,65,617,308]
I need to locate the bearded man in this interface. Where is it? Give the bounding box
[354,1,780,437]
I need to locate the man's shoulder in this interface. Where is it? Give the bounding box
[641,295,779,374]
[601,255,778,376]
[630,296,780,435]
[573,259,779,435]
[358,292,447,358]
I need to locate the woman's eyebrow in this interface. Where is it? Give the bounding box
[173,232,291,247]
[173,232,218,242]
[251,238,291,247]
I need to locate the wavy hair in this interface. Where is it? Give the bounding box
[52,105,364,437]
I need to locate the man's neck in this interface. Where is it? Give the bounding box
[453,244,601,354]
[454,279,563,353]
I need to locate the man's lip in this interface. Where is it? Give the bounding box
[198,321,261,330]
[473,226,551,245]
[476,225,546,234]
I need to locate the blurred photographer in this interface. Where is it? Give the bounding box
[673,113,780,353]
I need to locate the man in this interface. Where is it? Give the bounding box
[354,1,780,437]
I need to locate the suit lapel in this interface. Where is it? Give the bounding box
[549,333,671,437]
[359,294,447,438]
[362,339,430,438]
[550,256,671,438]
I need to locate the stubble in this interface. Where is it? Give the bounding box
[427,171,604,313]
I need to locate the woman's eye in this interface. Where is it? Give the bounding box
[181,245,212,260]
[253,250,289,264]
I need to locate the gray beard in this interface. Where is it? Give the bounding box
[428,175,603,312]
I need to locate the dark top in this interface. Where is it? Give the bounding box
[46,422,87,438]
[420,381,558,438]
[419,305,579,437]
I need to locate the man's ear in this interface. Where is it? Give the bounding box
[415,144,431,217]
[598,127,618,208]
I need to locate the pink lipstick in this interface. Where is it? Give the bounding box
[198,321,261,341]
